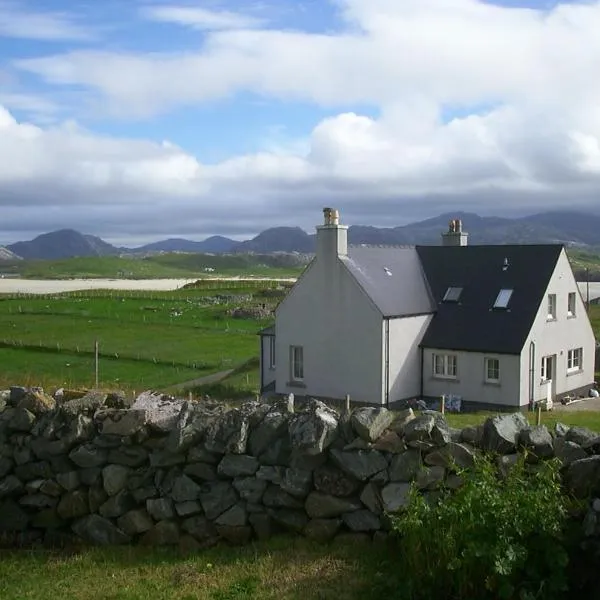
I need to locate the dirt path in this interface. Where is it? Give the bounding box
[162,369,235,394]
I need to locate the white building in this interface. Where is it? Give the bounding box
[259,209,596,410]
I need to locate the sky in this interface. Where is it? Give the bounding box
[1,0,600,246]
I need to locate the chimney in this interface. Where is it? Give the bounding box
[442,218,469,247]
[316,207,348,260]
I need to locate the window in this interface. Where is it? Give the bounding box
[443,287,463,302]
[485,357,500,383]
[268,337,276,369]
[290,345,304,381]
[547,294,556,320]
[433,354,457,379]
[568,292,576,317]
[493,289,513,309]
[567,348,583,373]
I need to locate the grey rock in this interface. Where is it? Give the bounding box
[184,462,217,482]
[72,514,130,545]
[117,509,154,535]
[15,461,53,481]
[343,438,371,451]
[30,438,70,460]
[381,483,412,513]
[424,443,476,471]
[342,510,381,532]
[446,474,464,489]
[88,485,108,513]
[25,479,44,493]
[269,508,308,533]
[107,446,148,468]
[388,409,416,434]
[281,468,312,498]
[256,465,285,484]
[497,454,520,478]
[389,449,422,482]
[0,499,29,531]
[95,408,147,436]
[305,492,362,519]
[482,413,529,454]
[149,450,186,468]
[199,481,238,520]
[360,482,382,515]
[554,439,588,466]
[61,391,107,416]
[171,475,202,503]
[80,467,102,487]
[258,437,291,466]
[519,426,554,459]
[215,502,247,527]
[92,434,124,449]
[57,490,89,520]
[460,425,484,446]
[132,392,184,433]
[132,486,158,503]
[40,479,63,497]
[249,409,289,457]
[554,423,570,438]
[175,501,203,517]
[187,447,220,464]
[141,520,180,545]
[372,431,406,454]
[216,525,253,545]
[313,464,360,497]
[69,444,108,468]
[17,389,56,415]
[102,464,131,496]
[262,484,304,509]
[564,456,600,498]
[351,407,395,443]
[403,414,434,444]
[288,400,338,456]
[182,516,217,542]
[9,408,36,432]
[99,490,136,519]
[32,508,62,529]
[249,513,272,540]
[304,518,341,542]
[566,426,598,447]
[233,477,267,503]
[415,466,445,490]
[146,497,175,521]
[56,471,80,491]
[593,498,600,512]
[0,474,23,497]
[204,408,250,455]
[330,449,387,481]
[217,454,259,478]
[19,493,57,509]
[0,457,13,478]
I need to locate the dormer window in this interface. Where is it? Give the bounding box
[443,287,463,302]
[493,288,513,309]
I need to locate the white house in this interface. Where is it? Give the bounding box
[259,209,597,410]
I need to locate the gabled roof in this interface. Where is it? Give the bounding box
[416,244,563,354]
[340,246,436,317]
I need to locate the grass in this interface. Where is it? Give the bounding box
[445,410,600,431]
[0,537,393,600]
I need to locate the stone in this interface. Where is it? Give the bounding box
[553,439,588,466]
[72,514,130,545]
[57,490,89,520]
[554,423,570,438]
[519,426,554,459]
[313,464,360,497]
[199,481,238,520]
[95,409,147,436]
[280,468,312,498]
[187,447,220,464]
[288,400,339,456]
[88,485,108,513]
[0,499,29,531]
[149,450,186,468]
[304,518,341,542]
[56,471,80,491]
[259,437,292,466]
[9,408,36,432]
[497,454,520,478]
[388,409,416,434]
[424,443,476,471]
[99,490,136,519]
[381,483,412,513]
[269,508,308,533]
[446,474,464,489]
[351,407,395,443]
[102,464,131,496]
[171,475,202,503]
[249,408,289,457]
[0,456,13,478]
[117,509,154,535]
[564,456,600,498]
[262,484,304,509]
[141,520,180,545]
[30,438,70,460]
[0,474,24,497]
[182,516,218,543]
[217,454,259,478]
[460,425,485,446]
[249,513,272,540]
[330,449,387,482]
[69,444,108,468]
[415,466,445,490]
[15,461,53,481]
[566,426,598,447]
[132,486,158,503]
[18,389,56,415]
[107,446,149,468]
[372,431,406,454]
[342,510,381,532]
[216,525,253,545]
[19,493,57,509]
[482,413,529,454]
[32,508,62,529]
[422,411,452,446]
[389,449,422,482]
[215,503,247,527]
[343,438,371,451]
[132,392,184,433]
[80,467,102,487]
[40,479,63,497]
[184,462,217,482]
[360,482,382,515]
[204,408,250,455]
[305,492,362,519]
[175,501,203,517]
[233,477,267,503]
[256,465,285,485]
[147,497,175,521]
[61,391,107,416]
[403,414,434,444]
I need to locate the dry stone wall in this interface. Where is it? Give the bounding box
[1,386,600,550]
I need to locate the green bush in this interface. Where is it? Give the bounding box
[388,454,569,600]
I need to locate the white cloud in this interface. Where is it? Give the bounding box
[141,5,265,31]
[0,1,93,41]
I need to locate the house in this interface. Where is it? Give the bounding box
[259,208,596,410]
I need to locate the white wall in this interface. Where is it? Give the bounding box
[260,335,276,390]
[274,258,384,404]
[520,249,596,404]
[422,349,521,407]
[386,315,432,403]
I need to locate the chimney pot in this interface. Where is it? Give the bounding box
[323,207,340,226]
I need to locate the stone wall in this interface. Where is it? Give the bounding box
[1,386,600,550]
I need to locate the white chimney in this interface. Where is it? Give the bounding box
[442,218,469,247]
[316,207,348,260]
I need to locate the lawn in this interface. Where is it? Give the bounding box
[0,537,393,600]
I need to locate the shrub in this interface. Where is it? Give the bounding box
[388,454,569,600]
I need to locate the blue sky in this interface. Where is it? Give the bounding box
[1,0,599,244]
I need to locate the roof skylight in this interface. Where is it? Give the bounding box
[443,287,463,302]
[494,288,513,309]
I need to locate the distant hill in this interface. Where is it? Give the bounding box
[0,246,21,261]
[4,210,600,260]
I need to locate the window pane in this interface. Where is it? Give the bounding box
[494,289,513,308]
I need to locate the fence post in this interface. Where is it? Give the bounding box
[440,394,446,415]
[345,394,351,414]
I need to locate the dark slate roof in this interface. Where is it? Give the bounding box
[416,244,563,354]
[341,246,436,317]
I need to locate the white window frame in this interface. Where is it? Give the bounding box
[547,293,556,320]
[493,289,513,309]
[432,353,457,379]
[268,337,276,369]
[567,348,583,373]
[484,357,500,383]
[290,345,304,381]
[567,292,576,317]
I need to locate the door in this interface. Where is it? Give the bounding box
[541,355,557,403]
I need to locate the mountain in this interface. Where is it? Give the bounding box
[234,227,314,253]
[0,246,21,261]
[7,229,119,260]
[133,235,237,254]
